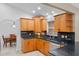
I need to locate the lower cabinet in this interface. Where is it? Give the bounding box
[21,39,34,53]
[36,39,49,55]
[21,39,49,55]
[33,39,37,50]
[43,40,49,56]
[36,39,44,52]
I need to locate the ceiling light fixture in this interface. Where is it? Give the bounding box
[51,11,54,14]
[46,13,49,16]
[13,25,16,28]
[32,10,36,14]
[37,6,41,10]
[12,21,16,28]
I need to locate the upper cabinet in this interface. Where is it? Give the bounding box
[20,16,47,32]
[54,15,60,32]
[28,20,34,31]
[33,16,47,33]
[33,16,41,32]
[54,13,73,32]
[20,18,34,31]
[20,18,28,31]
[41,16,47,32]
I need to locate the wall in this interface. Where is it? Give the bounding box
[49,3,79,42]
[0,3,32,51]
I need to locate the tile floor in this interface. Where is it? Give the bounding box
[0,46,44,56]
[0,42,59,56]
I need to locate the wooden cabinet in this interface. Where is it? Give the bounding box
[33,16,41,32]
[21,39,34,53]
[20,18,28,31]
[21,39,29,52]
[42,40,49,56]
[29,39,34,51]
[33,16,47,32]
[20,16,49,55]
[20,16,47,32]
[59,14,67,32]
[54,13,73,32]
[20,18,34,31]
[36,39,49,55]
[36,39,43,52]
[41,16,47,32]
[54,15,60,32]
[21,39,49,55]
[33,39,37,50]
[36,39,40,50]
[28,20,34,31]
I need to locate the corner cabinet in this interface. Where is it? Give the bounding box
[33,16,47,33]
[21,39,49,55]
[54,13,73,32]
[36,39,49,56]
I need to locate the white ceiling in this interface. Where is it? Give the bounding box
[71,3,79,9]
[5,3,65,16]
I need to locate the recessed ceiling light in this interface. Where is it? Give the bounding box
[46,13,49,15]
[37,6,41,10]
[12,21,16,28]
[51,11,54,14]
[13,25,16,28]
[32,10,36,14]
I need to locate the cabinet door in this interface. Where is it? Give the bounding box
[29,39,34,51]
[21,39,34,53]
[21,39,30,53]
[34,17,41,32]
[20,18,28,31]
[36,39,43,51]
[41,19,47,32]
[59,14,66,32]
[43,41,49,56]
[33,39,37,50]
[54,16,60,32]
[66,27,72,32]
[65,13,73,20]
[39,40,44,52]
[28,20,34,31]
[59,13,73,32]
[36,39,41,50]
[36,39,49,55]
